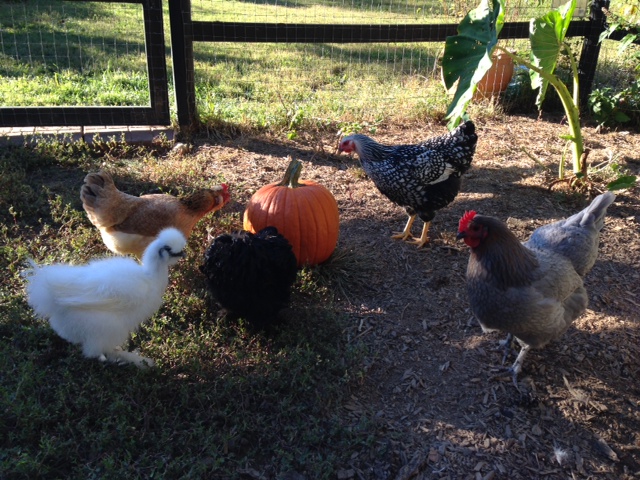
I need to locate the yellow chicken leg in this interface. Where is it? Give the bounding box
[391,215,416,241]
[409,221,431,248]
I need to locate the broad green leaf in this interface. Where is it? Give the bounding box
[619,33,638,54]
[607,175,637,191]
[614,111,631,123]
[442,0,505,129]
[529,0,576,108]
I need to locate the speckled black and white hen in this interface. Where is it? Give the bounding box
[338,120,477,247]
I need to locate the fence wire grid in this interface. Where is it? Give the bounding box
[0,0,638,129]
[1,1,149,106]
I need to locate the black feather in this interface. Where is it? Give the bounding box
[200,227,298,328]
[343,120,478,224]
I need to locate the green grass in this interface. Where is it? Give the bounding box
[2,0,638,134]
[188,0,553,24]
[194,41,452,132]
[0,1,150,106]
[0,0,567,133]
[0,137,373,478]
[191,0,467,24]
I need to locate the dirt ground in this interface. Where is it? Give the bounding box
[192,114,640,479]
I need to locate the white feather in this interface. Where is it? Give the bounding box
[22,228,186,367]
[553,446,570,465]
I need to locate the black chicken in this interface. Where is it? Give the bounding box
[338,120,478,247]
[200,227,298,329]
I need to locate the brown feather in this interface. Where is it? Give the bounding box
[80,171,229,257]
[466,215,539,289]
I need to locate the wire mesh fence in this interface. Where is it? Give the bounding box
[0,0,638,130]
[1,1,149,106]
[184,0,593,129]
[587,0,640,128]
[188,0,589,24]
[0,0,169,126]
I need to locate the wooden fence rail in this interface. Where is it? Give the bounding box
[169,0,611,131]
[0,0,620,131]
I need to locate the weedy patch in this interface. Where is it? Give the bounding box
[0,138,371,479]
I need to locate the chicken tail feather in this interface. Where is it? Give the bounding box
[579,191,616,231]
[80,171,117,205]
[80,171,131,228]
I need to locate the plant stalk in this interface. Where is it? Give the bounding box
[496,46,584,179]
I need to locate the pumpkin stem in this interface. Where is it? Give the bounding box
[278,157,304,188]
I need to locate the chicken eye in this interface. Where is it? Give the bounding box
[160,245,181,258]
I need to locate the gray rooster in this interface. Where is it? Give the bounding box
[338,120,477,247]
[457,192,616,384]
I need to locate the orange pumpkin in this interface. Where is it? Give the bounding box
[442,51,515,99]
[474,51,515,98]
[243,157,339,267]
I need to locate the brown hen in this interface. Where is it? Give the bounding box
[81,171,230,257]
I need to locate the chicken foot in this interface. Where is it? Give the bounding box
[391,215,431,248]
[409,221,431,248]
[508,344,531,388]
[499,333,515,365]
[391,215,416,241]
[490,335,529,388]
[101,348,156,368]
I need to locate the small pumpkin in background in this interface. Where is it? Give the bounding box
[243,157,339,267]
[474,51,515,99]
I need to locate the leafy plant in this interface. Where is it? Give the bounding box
[442,0,586,182]
[589,3,640,130]
[588,86,632,127]
[599,3,640,60]
[589,150,638,191]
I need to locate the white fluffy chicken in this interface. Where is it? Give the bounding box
[23,228,186,367]
[457,192,615,384]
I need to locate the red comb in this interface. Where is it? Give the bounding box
[220,183,231,202]
[458,210,477,232]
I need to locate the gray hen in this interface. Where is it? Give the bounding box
[338,121,477,247]
[457,192,616,382]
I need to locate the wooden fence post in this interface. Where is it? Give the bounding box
[578,0,609,109]
[169,0,198,134]
[145,0,170,123]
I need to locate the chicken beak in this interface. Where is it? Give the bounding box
[456,231,466,240]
